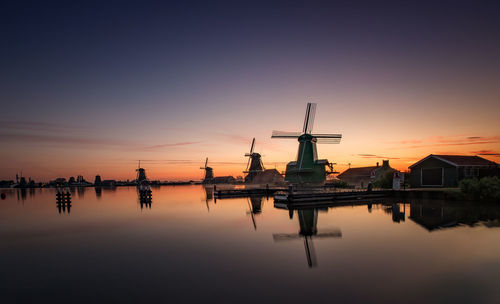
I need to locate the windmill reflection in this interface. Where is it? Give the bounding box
[94,187,102,198]
[203,186,214,211]
[273,208,342,268]
[246,196,264,230]
[56,188,72,215]
[138,185,153,210]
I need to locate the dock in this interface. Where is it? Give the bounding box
[214,186,285,198]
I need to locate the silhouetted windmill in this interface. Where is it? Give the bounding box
[244,138,264,183]
[200,157,214,184]
[136,160,148,185]
[272,103,342,185]
[273,209,342,267]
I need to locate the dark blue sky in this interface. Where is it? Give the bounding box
[3,1,499,116]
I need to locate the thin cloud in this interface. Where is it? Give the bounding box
[470,150,500,156]
[387,135,500,149]
[144,141,201,150]
[0,133,130,147]
[384,140,423,145]
[357,154,400,160]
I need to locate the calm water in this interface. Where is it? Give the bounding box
[1,186,500,304]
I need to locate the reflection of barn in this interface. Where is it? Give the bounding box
[337,160,396,188]
[409,155,499,188]
[409,200,500,231]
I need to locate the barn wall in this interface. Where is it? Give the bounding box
[410,157,456,188]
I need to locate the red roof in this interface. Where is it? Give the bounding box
[410,154,498,168]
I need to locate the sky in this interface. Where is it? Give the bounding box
[1,0,500,181]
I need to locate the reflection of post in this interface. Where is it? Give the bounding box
[138,185,153,210]
[273,208,341,268]
[95,187,102,199]
[391,203,406,223]
[56,188,72,215]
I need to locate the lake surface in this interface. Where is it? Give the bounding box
[1,186,500,304]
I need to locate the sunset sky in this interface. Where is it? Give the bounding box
[1,1,499,181]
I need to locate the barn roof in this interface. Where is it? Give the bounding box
[409,154,498,168]
[337,166,378,178]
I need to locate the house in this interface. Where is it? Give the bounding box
[248,169,284,184]
[408,154,499,188]
[101,180,116,187]
[212,176,236,184]
[337,160,396,188]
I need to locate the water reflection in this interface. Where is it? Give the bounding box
[95,186,102,198]
[273,208,342,268]
[138,186,153,210]
[410,200,500,231]
[17,188,27,201]
[203,186,214,211]
[1,186,500,303]
[381,203,407,223]
[246,196,264,229]
[56,188,72,215]
[77,187,86,198]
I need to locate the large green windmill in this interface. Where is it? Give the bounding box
[272,103,342,185]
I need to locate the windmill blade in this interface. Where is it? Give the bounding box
[312,133,342,144]
[316,138,342,144]
[245,155,251,171]
[272,233,302,241]
[302,103,317,134]
[205,157,208,168]
[313,230,342,238]
[250,138,255,154]
[271,130,302,138]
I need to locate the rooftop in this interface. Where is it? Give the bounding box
[410,154,498,168]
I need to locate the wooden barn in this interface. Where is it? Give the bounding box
[409,154,499,188]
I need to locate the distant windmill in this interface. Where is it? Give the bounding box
[272,103,342,185]
[273,209,342,268]
[136,160,148,186]
[200,157,214,184]
[244,138,265,183]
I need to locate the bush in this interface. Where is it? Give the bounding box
[374,171,394,189]
[327,179,350,188]
[459,176,500,201]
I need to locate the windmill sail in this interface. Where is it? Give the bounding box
[303,103,316,134]
[271,131,303,138]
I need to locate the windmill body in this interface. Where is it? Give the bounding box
[272,103,341,185]
[201,157,214,184]
[244,138,265,183]
[136,161,148,186]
